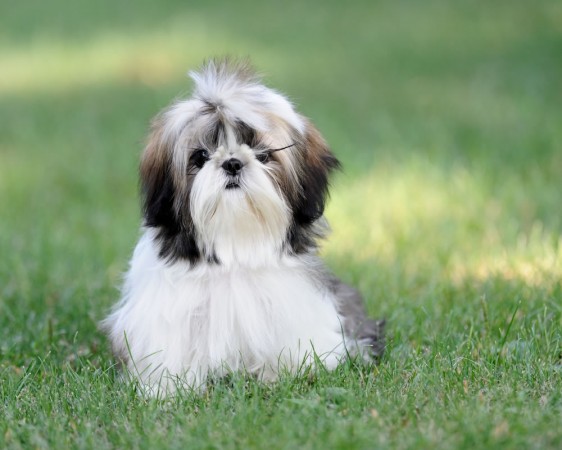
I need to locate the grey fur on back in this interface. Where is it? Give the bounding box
[329,276,386,359]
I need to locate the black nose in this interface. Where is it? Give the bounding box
[222,158,243,175]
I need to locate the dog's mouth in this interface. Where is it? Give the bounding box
[225,181,240,190]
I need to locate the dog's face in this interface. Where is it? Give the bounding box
[140,60,340,266]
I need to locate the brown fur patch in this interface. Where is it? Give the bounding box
[294,118,340,223]
[301,118,340,172]
[140,115,170,198]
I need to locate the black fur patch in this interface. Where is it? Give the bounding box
[156,225,201,265]
[234,121,259,147]
[209,118,225,148]
[293,152,340,226]
[142,161,201,265]
[286,136,340,254]
[286,223,318,254]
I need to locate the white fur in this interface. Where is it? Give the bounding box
[189,63,305,134]
[104,229,349,395]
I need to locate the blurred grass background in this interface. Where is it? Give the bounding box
[1,0,561,448]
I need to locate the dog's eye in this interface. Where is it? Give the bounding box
[255,152,270,164]
[190,148,210,168]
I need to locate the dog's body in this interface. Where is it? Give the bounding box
[103,59,384,395]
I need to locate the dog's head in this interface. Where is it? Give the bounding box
[141,59,340,267]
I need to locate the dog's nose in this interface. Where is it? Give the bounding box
[222,158,243,175]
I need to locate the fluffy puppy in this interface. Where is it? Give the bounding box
[103,59,384,395]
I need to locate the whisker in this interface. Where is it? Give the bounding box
[268,143,296,153]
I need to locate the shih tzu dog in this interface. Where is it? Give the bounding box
[103,59,384,395]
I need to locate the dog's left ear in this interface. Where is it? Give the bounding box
[292,120,341,226]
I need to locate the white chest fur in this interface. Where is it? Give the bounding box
[104,230,347,394]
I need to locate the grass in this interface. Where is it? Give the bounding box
[1,0,561,448]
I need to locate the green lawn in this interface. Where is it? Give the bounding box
[1,0,561,448]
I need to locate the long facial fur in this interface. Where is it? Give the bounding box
[140,59,340,266]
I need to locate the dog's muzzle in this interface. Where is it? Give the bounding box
[222,158,243,189]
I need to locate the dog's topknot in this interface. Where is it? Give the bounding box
[187,58,304,134]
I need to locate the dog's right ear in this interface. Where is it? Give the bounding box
[140,116,176,228]
[139,115,201,264]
